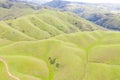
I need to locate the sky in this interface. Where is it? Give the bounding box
[45,0,120,3]
[25,0,120,4]
[65,0,120,3]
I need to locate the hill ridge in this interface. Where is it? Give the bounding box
[0,9,105,41]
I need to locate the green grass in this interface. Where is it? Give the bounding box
[0,9,119,80]
[0,30,120,80]
[0,21,35,41]
[0,7,35,20]
[0,9,105,41]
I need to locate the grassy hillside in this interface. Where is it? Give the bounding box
[0,6,35,20]
[0,9,104,41]
[0,8,119,80]
[0,31,120,80]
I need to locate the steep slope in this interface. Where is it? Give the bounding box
[0,9,104,41]
[0,31,120,80]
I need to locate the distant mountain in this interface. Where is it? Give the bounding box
[44,0,120,31]
[0,0,49,6]
[10,0,48,4]
[44,0,70,8]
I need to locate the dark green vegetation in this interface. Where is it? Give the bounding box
[44,0,120,31]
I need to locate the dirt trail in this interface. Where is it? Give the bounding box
[0,57,20,80]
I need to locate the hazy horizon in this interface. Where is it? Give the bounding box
[66,0,120,3]
[45,0,120,3]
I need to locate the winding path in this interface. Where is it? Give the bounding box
[0,57,20,80]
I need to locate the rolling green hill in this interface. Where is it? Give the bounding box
[0,31,120,80]
[0,9,104,41]
[0,8,119,80]
[0,7,35,21]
